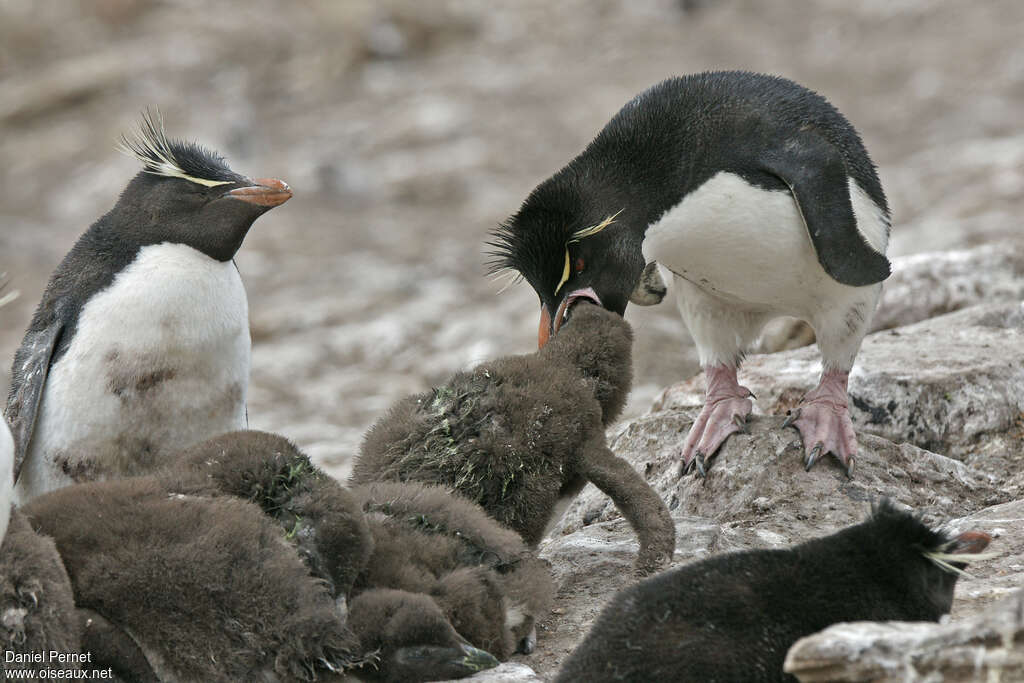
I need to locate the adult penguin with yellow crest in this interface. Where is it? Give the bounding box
[7,111,292,501]
[490,71,891,478]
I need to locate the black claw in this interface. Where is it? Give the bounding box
[747,390,757,400]
[804,443,823,471]
[733,414,748,434]
[695,452,707,478]
[681,458,694,476]
[782,408,801,430]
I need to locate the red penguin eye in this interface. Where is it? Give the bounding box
[573,257,585,273]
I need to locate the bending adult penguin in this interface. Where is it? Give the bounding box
[6,111,291,502]
[490,71,890,477]
[555,500,993,683]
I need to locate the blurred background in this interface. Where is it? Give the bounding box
[1,0,1022,479]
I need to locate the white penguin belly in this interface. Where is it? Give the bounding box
[642,171,885,320]
[0,416,13,541]
[16,243,250,500]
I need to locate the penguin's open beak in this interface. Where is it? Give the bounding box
[538,287,602,348]
[226,178,292,207]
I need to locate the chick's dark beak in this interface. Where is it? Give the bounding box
[538,287,602,348]
[226,177,292,207]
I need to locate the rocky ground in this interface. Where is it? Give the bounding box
[1,1,1023,681]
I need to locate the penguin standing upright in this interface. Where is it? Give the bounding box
[6,112,292,501]
[490,71,891,476]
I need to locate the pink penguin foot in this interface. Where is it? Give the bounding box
[783,370,857,476]
[680,365,753,477]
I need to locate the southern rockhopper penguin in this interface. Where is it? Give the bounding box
[555,500,994,683]
[351,303,675,573]
[6,110,292,502]
[21,476,362,682]
[350,480,555,659]
[489,71,891,477]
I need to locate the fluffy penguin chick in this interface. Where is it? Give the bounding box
[7,111,292,502]
[347,588,501,683]
[350,480,555,659]
[166,429,374,600]
[22,477,359,682]
[556,500,993,683]
[0,509,81,679]
[490,71,892,477]
[352,303,675,572]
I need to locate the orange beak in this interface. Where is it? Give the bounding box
[227,177,292,207]
[538,287,602,348]
[952,530,992,554]
[538,306,553,348]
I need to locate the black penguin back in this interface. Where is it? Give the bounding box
[557,501,985,682]
[578,71,888,225]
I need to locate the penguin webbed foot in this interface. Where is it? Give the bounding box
[784,373,857,477]
[678,366,754,478]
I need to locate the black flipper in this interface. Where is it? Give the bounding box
[760,130,891,287]
[5,322,63,480]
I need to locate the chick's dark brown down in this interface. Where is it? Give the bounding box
[351,303,675,572]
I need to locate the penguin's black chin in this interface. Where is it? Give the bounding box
[553,287,602,334]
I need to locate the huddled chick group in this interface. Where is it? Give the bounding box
[0,72,998,683]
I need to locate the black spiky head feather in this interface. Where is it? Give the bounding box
[118,109,246,187]
[867,499,994,578]
[487,173,643,329]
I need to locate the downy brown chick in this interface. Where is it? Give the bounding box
[0,509,81,679]
[347,588,500,683]
[22,477,360,682]
[166,429,373,600]
[352,303,675,572]
[351,480,554,659]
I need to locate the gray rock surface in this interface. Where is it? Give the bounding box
[654,302,1024,466]
[514,303,1024,680]
[755,241,1024,353]
[784,588,1024,682]
[437,663,544,683]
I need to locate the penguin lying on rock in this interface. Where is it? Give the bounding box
[350,480,555,659]
[490,71,891,477]
[555,500,993,683]
[351,303,675,573]
[21,477,361,682]
[7,111,292,503]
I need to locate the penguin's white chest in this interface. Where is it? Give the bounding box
[642,171,887,318]
[17,243,250,499]
[0,417,13,541]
